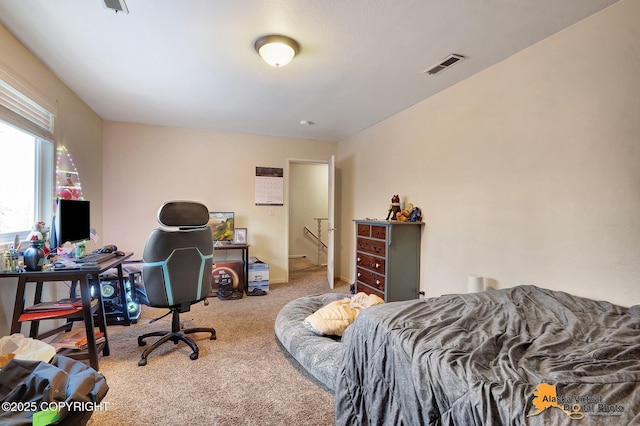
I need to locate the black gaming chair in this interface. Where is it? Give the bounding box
[137,201,216,366]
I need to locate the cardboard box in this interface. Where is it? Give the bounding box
[248,257,269,292]
[248,264,269,282]
[211,261,244,299]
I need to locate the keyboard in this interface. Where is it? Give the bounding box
[75,251,117,264]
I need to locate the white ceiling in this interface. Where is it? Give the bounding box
[0,0,620,141]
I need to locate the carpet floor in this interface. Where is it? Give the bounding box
[88,258,349,425]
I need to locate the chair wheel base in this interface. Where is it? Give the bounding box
[135,312,215,365]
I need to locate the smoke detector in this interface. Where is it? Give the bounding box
[423,54,465,75]
[102,0,129,14]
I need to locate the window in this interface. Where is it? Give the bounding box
[0,77,54,244]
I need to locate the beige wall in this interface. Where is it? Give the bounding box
[337,0,640,307]
[101,122,337,283]
[0,24,103,336]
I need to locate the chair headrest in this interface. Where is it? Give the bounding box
[157,201,209,228]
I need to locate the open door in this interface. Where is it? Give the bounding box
[327,155,335,288]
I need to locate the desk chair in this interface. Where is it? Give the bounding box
[137,201,216,366]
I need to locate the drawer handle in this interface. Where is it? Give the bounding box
[357,257,361,263]
[376,280,380,285]
[374,247,381,253]
[357,272,361,277]
[375,263,380,268]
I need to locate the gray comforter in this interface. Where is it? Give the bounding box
[335,285,640,425]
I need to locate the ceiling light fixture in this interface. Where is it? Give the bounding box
[254,35,300,67]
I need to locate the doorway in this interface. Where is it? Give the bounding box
[286,158,334,286]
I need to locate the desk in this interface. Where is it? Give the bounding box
[213,244,249,293]
[1,253,132,370]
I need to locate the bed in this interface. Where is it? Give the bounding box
[334,285,640,425]
[275,292,349,391]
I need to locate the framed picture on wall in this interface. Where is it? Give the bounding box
[234,228,247,244]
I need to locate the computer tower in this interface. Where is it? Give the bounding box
[99,267,143,326]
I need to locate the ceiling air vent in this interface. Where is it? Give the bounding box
[103,0,129,14]
[424,54,465,75]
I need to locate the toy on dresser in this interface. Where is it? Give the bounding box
[386,197,423,223]
[385,195,401,220]
[396,203,423,222]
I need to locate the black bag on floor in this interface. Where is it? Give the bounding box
[0,355,108,426]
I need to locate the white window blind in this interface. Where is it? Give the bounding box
[0,79,54,141]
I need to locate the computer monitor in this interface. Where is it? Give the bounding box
[52,199,90,247]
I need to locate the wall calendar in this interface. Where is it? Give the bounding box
[255,166,283,206]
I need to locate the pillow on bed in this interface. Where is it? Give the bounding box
[303,292,383,336]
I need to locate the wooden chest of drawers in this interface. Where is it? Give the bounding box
[354,220,423,302]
